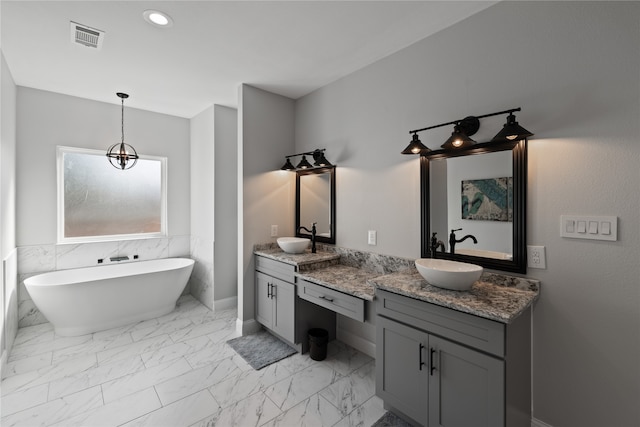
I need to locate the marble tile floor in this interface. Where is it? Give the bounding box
[1,295,386,427]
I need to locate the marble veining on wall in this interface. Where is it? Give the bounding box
[254,243,414,275]
[319,244,415,275]
[16,236,192,328]
[189,236,214,310]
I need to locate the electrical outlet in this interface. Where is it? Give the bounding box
[368,230,377,245]
[271,225,278,237]
[527,245,546,269]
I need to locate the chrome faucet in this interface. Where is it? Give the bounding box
[298,222,317,253]
[430,232,446,257]
[448,228,477,254]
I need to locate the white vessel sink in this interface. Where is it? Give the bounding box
[277,237,310,254]
[415,258,483,291]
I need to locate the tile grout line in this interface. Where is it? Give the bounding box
[4,296,380,427]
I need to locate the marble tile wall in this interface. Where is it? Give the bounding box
[316,244,415,275]
[2,249,19,379]
[255,242,415,275]
[17,236,192,328]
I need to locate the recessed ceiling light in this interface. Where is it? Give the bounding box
[143,10,173,28]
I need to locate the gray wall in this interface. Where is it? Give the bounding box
[190,106,216,308]
[190,104,237,310]
[16,88,191,246]
[294,2,639,426]
[238,84,295,332]
[1,51,18,377]
[213,105,238,304]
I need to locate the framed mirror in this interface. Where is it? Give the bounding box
[421,139,527,273]
[296,166,336,244]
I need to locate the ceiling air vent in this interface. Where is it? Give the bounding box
[70,21,104,50]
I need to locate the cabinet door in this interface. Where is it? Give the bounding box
[272,278,295,343]
[428,335,504,427]
[255,271,273,329]
[376,316,429,426]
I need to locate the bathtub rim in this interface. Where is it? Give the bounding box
[24,257,195,288]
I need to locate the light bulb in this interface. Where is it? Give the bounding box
[149,13,169,26]
[143,10,173,27]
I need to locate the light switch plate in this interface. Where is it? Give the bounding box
[368,230,377,245]
[560,215,617,241]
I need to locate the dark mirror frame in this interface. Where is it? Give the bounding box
[421,139,527,273]
[296,166,336,244]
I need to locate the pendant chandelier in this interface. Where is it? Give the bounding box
[106,92,139,170]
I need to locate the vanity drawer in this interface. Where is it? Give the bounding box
[377,289,505,357]
[255,255,296,283]
[298,279,365,322]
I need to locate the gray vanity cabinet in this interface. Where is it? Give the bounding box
[377,316,503,427]
[427,334,504,427]
[376,315,430,425]
[255,257,296,344]
[376,289,530,427]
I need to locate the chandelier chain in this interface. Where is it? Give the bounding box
[121,98,125,145]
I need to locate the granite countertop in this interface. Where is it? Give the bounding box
[369,270,539,324]
[254,247,340,266]
[295,265,378,301]
[255,244,540,324]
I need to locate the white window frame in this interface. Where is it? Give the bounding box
[57,146,168,244]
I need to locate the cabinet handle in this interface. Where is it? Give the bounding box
[319,295,334,302]
[419,343,425,370]
[271,284,276,299]
[267,283,272,299]
[430,347,436,375]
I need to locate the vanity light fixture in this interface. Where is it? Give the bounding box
[403,107,532,154]
[401,133,430,154]
[296,155,313,169]
[312,150,332,167]
[440,124,476,150]
[491,111,533,142]
[280,149,333,171]
[281,158,295,171]
[106,92,139,170]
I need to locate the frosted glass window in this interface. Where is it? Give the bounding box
[58,146,167,242]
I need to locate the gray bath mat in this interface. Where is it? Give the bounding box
[227,330,297,370]
[371,411,414,427]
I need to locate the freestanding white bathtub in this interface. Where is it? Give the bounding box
[24,258,195,336]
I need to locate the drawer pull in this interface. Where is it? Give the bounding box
[267,283,276,299]
[430,347,437,375]
[318,295,334,302]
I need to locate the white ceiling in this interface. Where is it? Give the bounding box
[1,1,496,118]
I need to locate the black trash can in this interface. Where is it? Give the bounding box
[308,328,329,361]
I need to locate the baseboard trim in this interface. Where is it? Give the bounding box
[531,417,554,427]
[214,296,237,312]
[236,318,261,336]
[336,327,375,358]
